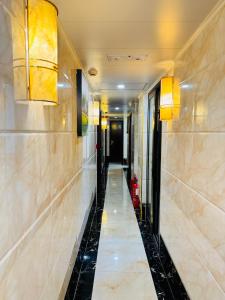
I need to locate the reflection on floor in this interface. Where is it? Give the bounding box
[65,164,108,300]
[92,165,157,300]
[135,208,190,299]
[65,163,189,299]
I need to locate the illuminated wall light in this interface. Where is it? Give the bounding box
[101,117,108,130]
[101,95,109,113]
[102,210,108,225]
[160,76,180,121]
[101,103,108,113]
[13,0,58,105]
[93,101,100,125]
[89,101,100,125]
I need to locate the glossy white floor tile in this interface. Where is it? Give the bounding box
[92,164,157,300]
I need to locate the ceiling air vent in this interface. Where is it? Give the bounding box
[107,55,148,62]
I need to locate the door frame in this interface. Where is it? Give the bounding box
[127,114,132,186]
[97,111,103,191]
[146,84,162,236]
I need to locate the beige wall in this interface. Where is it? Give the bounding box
[161,3,225,299]
[0,1,96,299]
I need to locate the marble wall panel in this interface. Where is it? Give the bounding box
[160,2,225,298]
[0,1,97,299]
[175,5,225,82]
[161,194,225,300]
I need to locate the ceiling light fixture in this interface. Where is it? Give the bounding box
[117,84,125,89]
[115,107,120,110]
[181,83,191,89]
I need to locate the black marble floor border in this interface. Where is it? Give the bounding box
[136,207,190,300]
[123,169,189,300]
[65,163,108,300]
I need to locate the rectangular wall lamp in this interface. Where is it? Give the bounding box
[89,100,100,125]
[13,0,58,105]
[160,76,180,121]
[101,117,108,130]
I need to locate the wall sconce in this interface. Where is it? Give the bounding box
[160,76,180,121]
[13,0,58,105]
[101,117,108,130]
[101,103,108,113]
[89,100,100,125]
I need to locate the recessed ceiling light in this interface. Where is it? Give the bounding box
[57,83,65,88]
[115,107,120,110]
[181,84,190,89]
[117,84,125,89]
[63,73,69,80]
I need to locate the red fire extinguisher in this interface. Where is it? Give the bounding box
[133,195,140,209]
[130,176,137,198]
[130,176,140,209]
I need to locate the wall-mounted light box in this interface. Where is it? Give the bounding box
[89,100,100,125]
[101,117,108,130]
[13,0,58,105]
[160,76,180,121]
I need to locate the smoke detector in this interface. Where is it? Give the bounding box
[88,68,98,76]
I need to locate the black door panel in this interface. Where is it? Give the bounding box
[110,121,123,163]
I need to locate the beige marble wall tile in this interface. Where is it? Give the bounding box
[192,54,225,132]
[161,191,225,299]
[162,169,225,292]
[175,5,225,82]
[190,133,225,211]
[0,164,96,300]
[160,3,225,298]
[0,2,97,300]
[164,132,225,212]
[163,132,194,184]
[0,134,50,259]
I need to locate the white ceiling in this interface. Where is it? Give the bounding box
[52,0,219,110]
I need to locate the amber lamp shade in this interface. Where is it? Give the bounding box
[101,117,108,130]
[89,101,100,125]
[13,0,58,105]
[160,77,180,121]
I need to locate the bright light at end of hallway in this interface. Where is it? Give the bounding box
[117,84,125,89]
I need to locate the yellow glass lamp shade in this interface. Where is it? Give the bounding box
[13,0,58,105]
[160,77,180,121]
[101,117,108,130]
[101,103,109,113]
[89,101,100,125]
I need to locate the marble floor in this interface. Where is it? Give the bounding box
[91,164,158,300]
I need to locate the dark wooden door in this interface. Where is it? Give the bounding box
[110,121,123,163]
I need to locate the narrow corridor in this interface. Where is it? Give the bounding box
[92,165,157,299]
[0,0,224,299]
